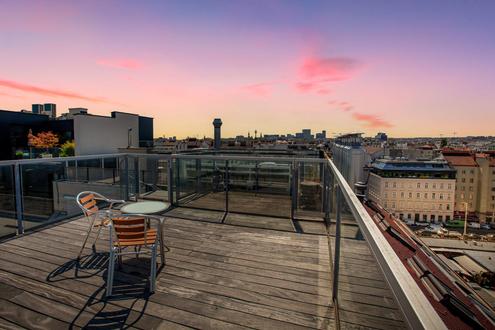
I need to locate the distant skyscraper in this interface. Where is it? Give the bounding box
[32,104,43,114]
[43,103,56,118]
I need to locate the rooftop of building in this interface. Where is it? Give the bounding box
[371,159,455,172]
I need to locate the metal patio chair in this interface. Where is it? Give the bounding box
[106,215,160,296]
[76,191,125,260]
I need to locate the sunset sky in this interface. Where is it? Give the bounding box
[1,0,494,138]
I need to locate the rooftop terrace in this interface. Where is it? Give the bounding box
[0,210,407,329]
[0,152,448,329]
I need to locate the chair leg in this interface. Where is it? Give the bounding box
[150,245,157,293]
[77,223,94,259]
[106,249,115,297]
[92,218,105,250]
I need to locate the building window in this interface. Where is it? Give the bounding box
[392,192,396,198]
[439,193,443,200]
[446,216,451,221]
[447,204,450,210]
[401,192,405,198]
[423,193,427,199]
[417,193,421,199]
[469,178,474,183]
[425,183,429,189]
[384,193,388,198]
[469,194,473,200]
[439,215,443,222]
[469,186,473,191]
[423,214,428,221]
[432,193,436,199]
[417,183,421,189]
[439,204,443,210]
[393,182,396,188]
[385,182,389,188]
[440,183,444,189]
[460,193,465,199]
[409,192,412,199]
[470,169,474,174]
[462,170,466,174]
[461,178,466,183]
[433,183,436,189]
[448,184,452,190]
[431,215,435,221]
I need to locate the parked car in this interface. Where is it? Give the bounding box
[424,225,448,235]
[445,220,465,228]
[468,222,481,229]
[481,224,491,230]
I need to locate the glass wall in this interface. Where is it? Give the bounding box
[0,165,17,238]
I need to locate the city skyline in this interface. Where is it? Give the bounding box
[1,1,494,138]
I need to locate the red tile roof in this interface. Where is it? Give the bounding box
[364,202,493,329]
[443,155,478,167]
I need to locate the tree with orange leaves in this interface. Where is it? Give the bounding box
[28,130,59,150]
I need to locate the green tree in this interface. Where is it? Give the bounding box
[440,138,448,148]
[60,140,75,157]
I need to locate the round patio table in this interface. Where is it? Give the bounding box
[120,201,171,265]
[120,201,170,215]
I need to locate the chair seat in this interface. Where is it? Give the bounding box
[114,229,157,247]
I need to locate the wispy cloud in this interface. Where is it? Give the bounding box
[352,112,393,128]
[295,55,360,95]
[299,56,360,82]
[0,79,107,103]
[96,58,143,70]
[241,82,275,96]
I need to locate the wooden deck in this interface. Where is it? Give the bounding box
[0,212,407,329]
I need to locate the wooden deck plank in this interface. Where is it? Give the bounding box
[0,213,407,329]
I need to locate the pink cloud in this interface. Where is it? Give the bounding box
[352,112,393,128]
[241,82,274,96]
[96,58,143,70]
[0,79,107,103]
[295,82,317,93]
[339,101,353,112]
[295,55,360,95]
[299,56,360,82]
[316,88,332,95]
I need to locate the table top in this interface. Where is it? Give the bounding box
[120,201,170,215]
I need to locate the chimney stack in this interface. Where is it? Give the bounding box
[212,118,222,150]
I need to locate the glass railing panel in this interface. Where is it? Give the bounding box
[295,161,325,220]
[21,160,67,229]
[136,156,169,202]
[0,165,17,239]
[174,158,226,212]
[227,160,292,218]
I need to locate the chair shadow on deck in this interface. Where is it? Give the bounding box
[46,251,108,282]
[46,252,159,329]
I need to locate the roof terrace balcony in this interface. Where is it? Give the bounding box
[0,152,446,329]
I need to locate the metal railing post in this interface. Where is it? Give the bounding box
[175,159,180,205]
[225,160,229,213]
[291,161,298,220]
[324,166,330,223]
[168,158,174,204]
[14,163,24,235]
[123,156,129,200]
[332,186,342,302]
[196,159,201,194]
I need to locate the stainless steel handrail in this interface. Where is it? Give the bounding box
[326,156,446,330]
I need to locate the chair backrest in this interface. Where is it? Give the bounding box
[111,216,152,247]
[77,191,100,217]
